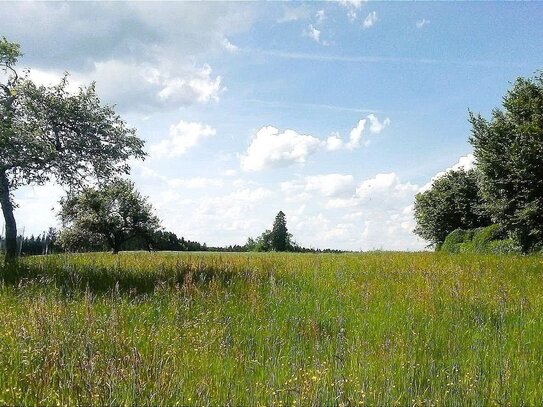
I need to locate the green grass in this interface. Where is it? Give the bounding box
[1,251,543,405]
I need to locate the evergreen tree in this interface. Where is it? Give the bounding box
[271,211,290,251]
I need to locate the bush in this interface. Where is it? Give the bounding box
[440,229,473,253]
[488,239,522,255]
[440,225,521,255]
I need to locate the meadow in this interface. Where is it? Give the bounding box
[0,251,542,405]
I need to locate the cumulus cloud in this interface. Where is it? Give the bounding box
[27,60,223,112]
[278,170,425,250]
[151,120,216,158]
[420,153,476,192]
[243,115,391,169]
[157,63,222,105]
[241,126,323,171]
[416,18,430,28]
[347,118,367,149]
[367,114,391,134]
[326,133,344,151]
[343,114,391,149]
[363,11,378,28]
[355,173,418,203]
[0,2,254,113]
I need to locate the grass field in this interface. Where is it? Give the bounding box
[1,252,543,405]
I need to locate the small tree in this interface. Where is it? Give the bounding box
[271,211,291,251]
[469,72,543,252]
[414,169,491,247]
[58,179,160,254]
[0,38,145,261]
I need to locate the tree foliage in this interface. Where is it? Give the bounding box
[0,37,145,261]
[58,179,160,254]
[414,169,491,247]
[469,72,543,252]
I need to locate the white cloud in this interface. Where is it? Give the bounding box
[27,69,82,93]
[303,24,322,44]
[367,114,391,134]
[282,174,355,199]
[355,173,418,203]
[151,120,216,158]
[326,133,344,151]
[222,38,239,52]
[347,118,367,149]
[363,11,378,29]
[28,59,224,112]
[10,183,64,236]
[338,0,365,8]
[416,18,430,29]
[278,171,425,250]
[420,153,476,192]
[342,114,391,150]
[243,115,390,167]
[157,63,222,105]
[337,0,365,21]
[241,126,323,171]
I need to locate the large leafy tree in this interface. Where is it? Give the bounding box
[0,38,145,261]
[58,179,160,254]
[414,169,491,247]
[469,72,543,252]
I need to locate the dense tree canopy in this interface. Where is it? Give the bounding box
[58,179,160,254]
[414,169,491,247]
[469,72,543,252]
[0,37,145,261]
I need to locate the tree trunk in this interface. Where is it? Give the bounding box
[0,171,17,262]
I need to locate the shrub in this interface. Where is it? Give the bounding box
[440,229,473,253]
[440,225,521,255]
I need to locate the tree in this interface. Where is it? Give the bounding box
[0,38,145,261]
[58,179,160,254]
[469,72,543,252]
[245,230,273,252]
[413,169,491,247]
[271,211,291,251]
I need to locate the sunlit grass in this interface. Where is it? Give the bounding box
[0,251,542,405]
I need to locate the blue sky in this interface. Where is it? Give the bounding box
[2,1,543,250]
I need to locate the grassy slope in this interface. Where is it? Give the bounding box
[0,252,542,405]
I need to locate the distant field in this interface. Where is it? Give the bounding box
[1,252,543,405]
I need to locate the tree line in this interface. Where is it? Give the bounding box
[414,71,543,254]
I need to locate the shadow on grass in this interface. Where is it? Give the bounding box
[0,258,240,297]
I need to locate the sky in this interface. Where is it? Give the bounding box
[1,1,543,251]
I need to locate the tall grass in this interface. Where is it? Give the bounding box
[0,252,542,405]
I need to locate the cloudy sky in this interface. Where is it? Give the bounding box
[2,1,543,250]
